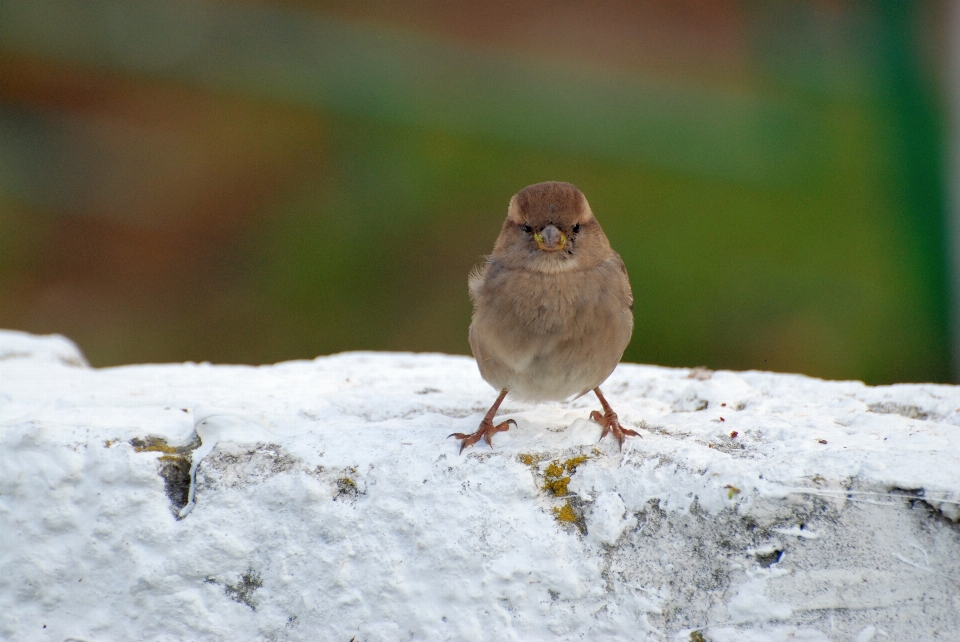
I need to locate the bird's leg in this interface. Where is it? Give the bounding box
[449,389,516,454]
[590,387,640,450]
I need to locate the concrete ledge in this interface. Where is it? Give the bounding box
[1,330,958,641]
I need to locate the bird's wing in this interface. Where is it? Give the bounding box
[467,262,488,304]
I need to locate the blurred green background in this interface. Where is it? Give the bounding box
[0,0,956,383]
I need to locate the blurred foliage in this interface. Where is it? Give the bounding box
[0,0,953,383]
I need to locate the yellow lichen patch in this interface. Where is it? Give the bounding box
[543,462,565,478]
[551,499,587,534]
[518,453,540,468]
[552,502,578,524]
[335,477,361,500]
[540,454,592,497]
[543,475,571,497]
[725,484,741,499]
[564,455,589,474]
[129,436,199,517]
[542,459,571,496]
[130,437,179,454]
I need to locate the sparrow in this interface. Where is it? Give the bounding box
[451,181,639,453]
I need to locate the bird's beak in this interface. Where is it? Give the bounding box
[534,224,566,252]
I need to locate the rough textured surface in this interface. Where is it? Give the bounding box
[1,330,959,641]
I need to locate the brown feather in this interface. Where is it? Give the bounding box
[469,182,633,402]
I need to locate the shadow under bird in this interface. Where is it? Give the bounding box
[452,181,640,453]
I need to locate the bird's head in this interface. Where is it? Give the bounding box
[493,181,611,273]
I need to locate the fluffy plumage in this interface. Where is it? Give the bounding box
[451,181,639,453]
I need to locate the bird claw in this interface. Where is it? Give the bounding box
[590,410,641,451]
[449,419,516,454]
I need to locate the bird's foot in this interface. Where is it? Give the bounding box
[590,409,641,451]
[449,418,516,454]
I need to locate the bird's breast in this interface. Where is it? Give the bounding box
[469,259,633,400]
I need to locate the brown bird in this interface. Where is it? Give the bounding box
[451,181,639,453]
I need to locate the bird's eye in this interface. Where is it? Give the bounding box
[572,223,580,234]
[522,224,532,233]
